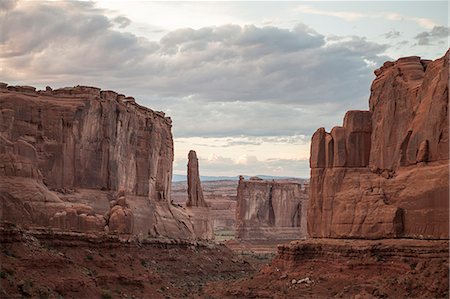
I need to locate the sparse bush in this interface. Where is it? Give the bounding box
[81,267,95,277]
[409,261,417,269]
[3,249,17,258]
[101,289,112,299]
[140,259,147,268]
[85,254,93,261]
[38,288,50,299]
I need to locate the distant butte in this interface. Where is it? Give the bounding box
[236,176,309,240]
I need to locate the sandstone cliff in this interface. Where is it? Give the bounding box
[308,51,449,239]
[236,177,308,240]
[0,84,197,239]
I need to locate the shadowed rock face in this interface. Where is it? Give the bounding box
[308,51,449,239]
[0,84,198,239]
[236,177,308,240]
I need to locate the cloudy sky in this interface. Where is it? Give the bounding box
[1,1,448,178]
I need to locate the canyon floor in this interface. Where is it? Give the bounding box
[0,223,270,299]
[1,223,448,299]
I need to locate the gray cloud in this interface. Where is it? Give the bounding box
[0,0,18,11]
[113,15,131,28]
[0,2,111,57]
[384,30,401,39]
[414,26,449,46]
[2,1,388,140]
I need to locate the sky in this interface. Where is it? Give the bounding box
[1,0,448,178]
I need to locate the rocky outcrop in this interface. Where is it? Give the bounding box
[236,177,308,240]
[308,51,449,239]
[184,150,214,240]
[0,84,196,239]
[186,150,207,207]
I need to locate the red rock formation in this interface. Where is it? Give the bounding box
[0,84,197,239]
[308,51,449,239]
[184,150,214,240]
[236,177,308,240]
[213,239,449,298]
[186,150,207,207]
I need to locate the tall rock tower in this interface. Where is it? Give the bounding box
[186,150,208,207]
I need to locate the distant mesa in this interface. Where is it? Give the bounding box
[172,173,305,182]
[236,177,309,241]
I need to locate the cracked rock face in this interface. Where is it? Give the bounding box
[0,84,196,239]
[236,177,309,240]
[308,51,449,239]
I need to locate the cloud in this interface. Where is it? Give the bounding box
[0,0,18,11]
[1,0,387,142]
[384,30,401,39]
[173,153,310,177]
[113,15,131,28]
[414,26,450,46]
[0,1,113,58]
[1,2,388,102]
[297,5,364,21]
[297,5,438,29]
[172,134,312,177]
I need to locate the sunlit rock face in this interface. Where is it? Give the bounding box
[236,177,309,240]
[0,84,197,239]
[308,51,449,239]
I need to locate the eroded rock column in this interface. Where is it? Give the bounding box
[186,150,208,207]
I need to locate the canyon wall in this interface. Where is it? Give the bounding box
[0,84,199,239]
[308,51,449,239]
[236,177,308,240]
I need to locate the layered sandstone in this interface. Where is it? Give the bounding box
[215,239,448,298]
[308,51,449,239]
[236,177,308,240]
[0,84,197,239]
